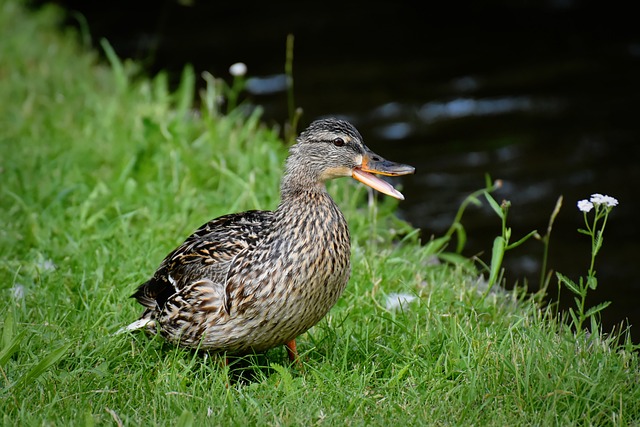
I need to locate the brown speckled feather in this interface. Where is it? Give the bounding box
[131,210,271,312]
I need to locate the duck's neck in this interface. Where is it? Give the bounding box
[275,168,345,233]
[277,181,334,221]
[279,175,327,203]
[278,154,328,203]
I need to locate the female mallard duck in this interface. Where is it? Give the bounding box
[127,118,415,361]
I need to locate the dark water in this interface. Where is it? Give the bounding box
[35,1,640,341]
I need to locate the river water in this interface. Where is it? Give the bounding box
[37,1,640,341]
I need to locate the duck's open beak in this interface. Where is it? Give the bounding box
[351,148,415,200]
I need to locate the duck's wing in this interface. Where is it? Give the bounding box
[131,210,273,311]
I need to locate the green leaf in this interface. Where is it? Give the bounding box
[438,251,472,267]
[556,272,580,295]
[422,236,450,255]
[593,231,604,255]
[488,236,506,287]
[585,301,612,318]
[504,227,512,242]
[453,222,467,254]
[587,275,598,290]
[270,363,294,393]
[484,191,504,219]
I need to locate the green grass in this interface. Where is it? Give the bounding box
[1,1,639,425]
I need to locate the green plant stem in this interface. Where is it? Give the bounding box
[443,177,501,253]
[538,196,562,293]
[284,33,298,143]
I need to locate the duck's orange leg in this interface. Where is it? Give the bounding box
[285,339,302,367]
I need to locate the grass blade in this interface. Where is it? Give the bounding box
[175,65,195,119]
[0,313,25,368]
[176,410,194,427]
[0,332,25,368]
[13,342,72,389]
[100,38,127,92]
[2,313,15,350]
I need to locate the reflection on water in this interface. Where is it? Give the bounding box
[419,97,539,121]
[246,75,288,95]
[36,0,640,341]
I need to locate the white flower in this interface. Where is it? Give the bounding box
[385,293,416,311]
[589,193,618,207]
[577,199,593,213]
[229,62,247,77]
[589,193,618,208]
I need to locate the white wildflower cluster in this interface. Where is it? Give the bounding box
[577,193,618,213]
[590,193,618,207]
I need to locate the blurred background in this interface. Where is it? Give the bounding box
[30,0,640,341]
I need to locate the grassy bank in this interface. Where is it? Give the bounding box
[1,1,639,425]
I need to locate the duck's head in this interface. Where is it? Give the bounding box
[284,118,415,200]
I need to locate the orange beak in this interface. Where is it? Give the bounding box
[351,147,415,200]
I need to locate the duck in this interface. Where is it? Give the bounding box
[126,118,415,362]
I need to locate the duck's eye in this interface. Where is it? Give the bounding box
[332,138,345,147]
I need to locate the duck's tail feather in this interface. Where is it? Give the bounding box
[115,310,156,335]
